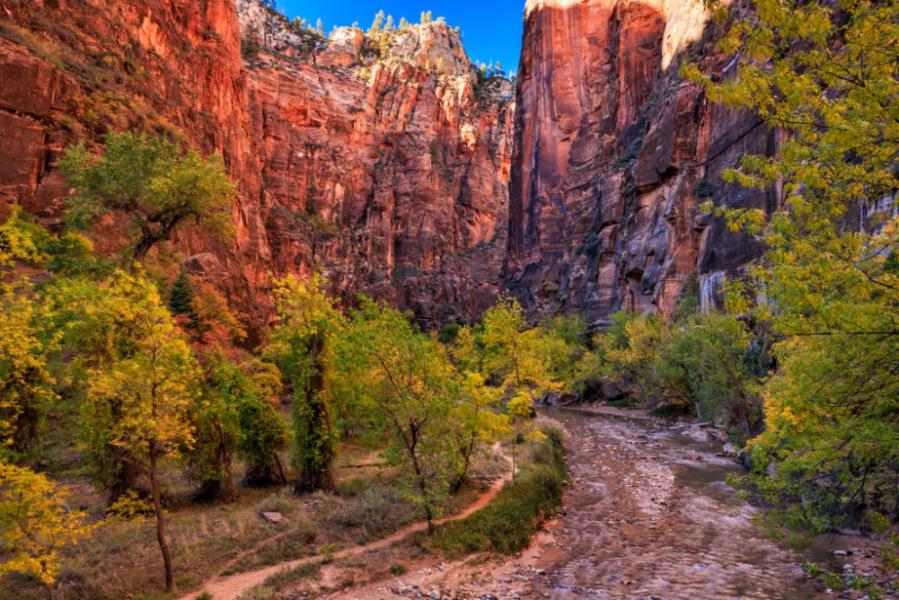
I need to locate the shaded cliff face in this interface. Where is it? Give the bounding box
[506,0,776,324]
[0,0,513,328]
[0,0,270,323]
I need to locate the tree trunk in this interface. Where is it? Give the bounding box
[244,453,287,488]
[106,451,145,505]
[451,434,476,494]
[220,451,236,502]
[149,443,174,592]
[132,236,156,261]
[410,450,434,534]
[294,333,335,494]
[197,432,236,503]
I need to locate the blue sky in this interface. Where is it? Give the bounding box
[273,0,525,74]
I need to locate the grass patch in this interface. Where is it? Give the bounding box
[431,423,567,556]
[238,560,323,600]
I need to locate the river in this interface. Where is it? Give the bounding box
[524,407,825,599]
[329,407,856,599]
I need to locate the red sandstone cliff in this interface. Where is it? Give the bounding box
[505,0,777,325]
[0,0,513,327]
[239,4,514,325]
[2,0,775,329]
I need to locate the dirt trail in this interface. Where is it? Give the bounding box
[328,409,835,600]
[179,452,512,600]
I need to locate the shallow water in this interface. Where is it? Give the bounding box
[530,408,825,599]
[328,408,843,600]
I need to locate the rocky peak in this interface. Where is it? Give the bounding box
[381,20,471,77]
[235,0,491,84]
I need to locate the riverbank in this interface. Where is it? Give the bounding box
[325,407,897,599]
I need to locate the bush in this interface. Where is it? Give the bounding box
[431,427,566,555]
[576,309,762,435]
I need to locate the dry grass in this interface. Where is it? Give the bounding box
[0,439,506,600]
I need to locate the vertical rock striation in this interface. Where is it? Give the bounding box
[506,0,777,324]
[240,4,515,326]
[0,0,514,328]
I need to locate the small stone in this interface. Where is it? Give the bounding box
[260,511,284,524]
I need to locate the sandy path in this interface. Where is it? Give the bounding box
[179,458,512,600]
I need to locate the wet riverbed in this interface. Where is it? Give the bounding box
[330,408,860,600]
[528,408,824,599]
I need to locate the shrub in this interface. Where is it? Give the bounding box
[431,427,566,555]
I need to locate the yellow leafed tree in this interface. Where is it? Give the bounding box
[0,462,93,595]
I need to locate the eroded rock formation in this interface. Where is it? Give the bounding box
[1,0,775,329]
[506,0,776,325]
[239,4,514,325]
[0,0,513,328]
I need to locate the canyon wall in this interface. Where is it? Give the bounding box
[506,0,777,325]
[239,3,514,325]
[0,0,271,319]
[1,0,775,329]
[0,0,513,328]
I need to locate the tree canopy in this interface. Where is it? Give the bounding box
[685,0,899,529]
[60,132,237,261]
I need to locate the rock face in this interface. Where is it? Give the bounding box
[0,0,269,320]
[2,0,776,329]
[0,0,513,328]
[241,5,514,324]
[506,0,776,325]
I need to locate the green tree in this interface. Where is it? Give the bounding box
[0,207,48,268]
[507,392,542,479]
[46,270,198,591]
[536,314,588,385]
[190,353,289,499]
[47,272,164,501]
[0,462,94,597]
[660,312,759,432]
[686,0,899,527]
[59,132,236,261]
[603,312,669,402]
[480,295,559,395]
[267,275,343,493]
[0,207,112,278]
[451,324,484,374]
[0,284,58,460]
[335,297,460,533]
[237,359,289,487]
[190,353,241,503]
[448,371,506,491]
[168,268,195,318]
